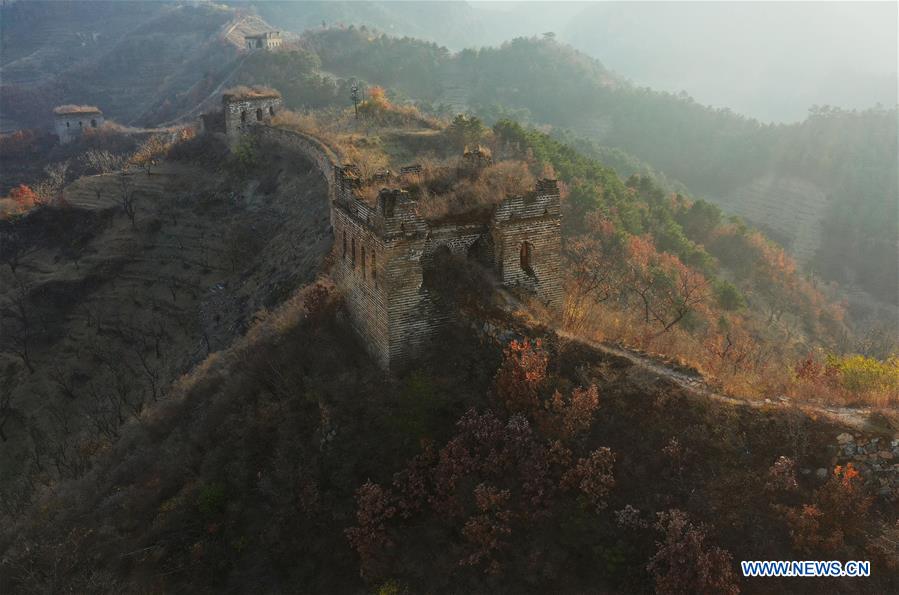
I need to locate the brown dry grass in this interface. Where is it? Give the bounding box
[414,160,535,221]
[562,288,899,409]
[222,85,281,100]
[53,104,102,115]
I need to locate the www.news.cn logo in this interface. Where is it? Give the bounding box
[741,560,871,578]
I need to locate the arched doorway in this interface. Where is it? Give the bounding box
[520,241,535,276]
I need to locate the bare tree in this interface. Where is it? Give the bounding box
[81,149,125,175]
[49,362,79,400]
[129,134,170,176]
[118,172,137,228]
[0,228,37,274]
[33,160,70,204]
[133,343,163,402]
[0,364,19,442]
[86,383,121,440]
[1,279,36,373]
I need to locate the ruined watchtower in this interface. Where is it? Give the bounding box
[330,155,562,370]
[53,105,104,144]
[222,87,282,143]
[245,31,283,51]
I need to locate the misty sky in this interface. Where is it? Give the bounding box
[468,1,898,122]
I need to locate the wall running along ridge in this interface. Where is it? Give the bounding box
[230,118,561,370]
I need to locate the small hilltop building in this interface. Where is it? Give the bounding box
[221,87,282,142]
[245,31,283,51]
[53,105,104,144]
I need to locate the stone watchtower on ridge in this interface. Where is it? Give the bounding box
[222,87,282,143]
[53,105,104,144]
[331,157,562,370]
[245,31,283,51]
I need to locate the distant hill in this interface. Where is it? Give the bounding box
[2,4,895,308]
[297,28,899,309]
[0,1,271,130]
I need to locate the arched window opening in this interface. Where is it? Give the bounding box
[256,108,263,121]
[78,121,83,128]
[520,241,535,275]
[90,119,97,128]
[240,110,247,123]
[351,237,356,268]
[269,106,275,117]
[66,121,70,128]
[361,246,366,277]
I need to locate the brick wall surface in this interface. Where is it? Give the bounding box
[223,96,283,142]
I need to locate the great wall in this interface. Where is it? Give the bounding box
[207,88,563,370]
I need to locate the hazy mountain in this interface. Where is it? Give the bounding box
[561,1,898,123]
[244,1,897,123]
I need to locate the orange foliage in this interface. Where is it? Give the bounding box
[0,129,38,154]
[494,339,548,416]
[9,184,39,210]
[779,463,872,555]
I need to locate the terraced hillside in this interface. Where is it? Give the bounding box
[721,175,829,263]
[0,2,274,130]
[0,140,332,510]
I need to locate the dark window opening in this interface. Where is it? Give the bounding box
[78,121,83,128]
[520,242,535,275]
[66,121,70,128]
[269,106,275,116]
[90,119,97,128]
[256,108,263,121]
[240,110,247,123]
[421,245,452,294]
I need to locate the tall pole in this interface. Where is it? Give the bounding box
[351,83,359,119]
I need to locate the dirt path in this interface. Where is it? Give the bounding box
[553,328,892,435]
[495,284,895,437]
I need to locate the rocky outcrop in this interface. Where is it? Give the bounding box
[832,432,899,500]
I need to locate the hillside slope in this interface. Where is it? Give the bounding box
[1,278,896,592]
[0,2,273,130]
[0,135,332,515]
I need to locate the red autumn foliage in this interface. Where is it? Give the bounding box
[539,384,600,440]
[459,483,514,574]
[561,447,616,512]
[780,463,873,555]
[765,456,799,493]
[647,509,739,595]
[345,407,617,579]
[494,339,548,416]
[9,184,39,210]
[344,481,398,579]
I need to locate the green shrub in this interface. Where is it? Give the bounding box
[197,482,227,518]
